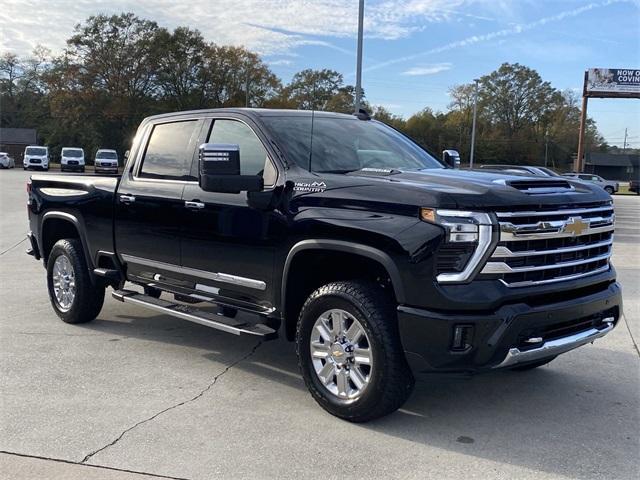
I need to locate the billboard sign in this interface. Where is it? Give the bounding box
[586,68,640,96]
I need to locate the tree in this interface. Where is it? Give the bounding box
[155,27,208,109]
[478,63,558,138]
[0,47,51,129]
[201,45,280,108]
[284,69,346,110]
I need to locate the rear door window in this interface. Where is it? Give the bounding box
[139,120,200,180]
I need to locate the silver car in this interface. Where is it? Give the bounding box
[0,152,15,169]
[561,173,619,195]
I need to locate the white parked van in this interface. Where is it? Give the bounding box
[61,147,85,173]
[94,149,119,174]
[23,146,49,171]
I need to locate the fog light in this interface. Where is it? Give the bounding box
[452,325,473,351]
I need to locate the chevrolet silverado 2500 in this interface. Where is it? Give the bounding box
[26,108,622,422]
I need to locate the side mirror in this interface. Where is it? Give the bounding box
[199,143,263,193]
[442,149,460,169]
[124,150,130,160]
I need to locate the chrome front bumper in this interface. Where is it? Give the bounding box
[494,317,615,369]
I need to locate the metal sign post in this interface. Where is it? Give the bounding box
[576,68,640,172]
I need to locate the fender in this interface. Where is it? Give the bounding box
[41,210,96,278]
[281,239,406,310]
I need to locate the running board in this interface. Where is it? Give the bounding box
[112,289,277,339]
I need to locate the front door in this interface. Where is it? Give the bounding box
[180,117,282,312]
[115,118,203,287]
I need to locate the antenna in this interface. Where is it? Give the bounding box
[308,80,316,172]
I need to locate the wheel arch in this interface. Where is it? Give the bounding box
[41,211,95,279]
[281,240,405,341]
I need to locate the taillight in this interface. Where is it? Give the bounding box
[27,181,32,194]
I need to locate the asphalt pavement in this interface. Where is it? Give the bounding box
[1,168,638,480]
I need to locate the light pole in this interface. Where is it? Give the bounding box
[354,0,364,112]
[469,79,479,168]
[544,128,549,167]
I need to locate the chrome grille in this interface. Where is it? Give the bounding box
[480,202,614,287]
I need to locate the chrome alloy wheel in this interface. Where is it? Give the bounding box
[52,255,76,311]
[310,309,373,400]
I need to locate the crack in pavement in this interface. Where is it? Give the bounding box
[0,237,27,256]
[80,340,263,464]
[1,450,191,480]
[621,313,640,357]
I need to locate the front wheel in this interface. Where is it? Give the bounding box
[296,281,414,422]
[604,186,614,195]
[47,239,105,324]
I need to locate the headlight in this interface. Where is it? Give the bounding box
[420,208,494,283]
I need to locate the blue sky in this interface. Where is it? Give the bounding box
[2,0,639,147]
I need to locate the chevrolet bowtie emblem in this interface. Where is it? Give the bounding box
[332,350,344,357]
[562,217,589,236]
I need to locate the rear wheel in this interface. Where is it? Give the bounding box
[296,281,414,422]
[47,239,105,324]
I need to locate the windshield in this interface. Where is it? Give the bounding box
[536,167,559,176]
[63,149,83,157]
[96,151,117,159]
[261,116,444,172]
[26,147,46,156]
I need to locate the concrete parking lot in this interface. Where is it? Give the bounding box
[1,168,639,480]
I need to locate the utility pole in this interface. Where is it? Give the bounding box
[469,79,479,169]
[623,128,628,153]
[544,128,549,167]
[576,71,589,172]
[354,0,364,112]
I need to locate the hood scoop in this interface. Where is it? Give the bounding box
[496,178,574,194]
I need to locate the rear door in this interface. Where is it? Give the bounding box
[115,118,203,287]
[180,116,282,311]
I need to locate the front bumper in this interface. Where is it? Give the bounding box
[398,280,622,373]
[95,164,118,173]
[61,164,84,171]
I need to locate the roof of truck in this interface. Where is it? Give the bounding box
[143,108,359,124]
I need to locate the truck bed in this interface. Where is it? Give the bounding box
[28,173,120,267]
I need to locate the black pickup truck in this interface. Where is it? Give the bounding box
[27,108,622,422]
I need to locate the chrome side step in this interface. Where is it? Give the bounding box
[112,289,277,339]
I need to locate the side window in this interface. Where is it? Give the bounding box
[208,119,274,182]
[139,120,199,180]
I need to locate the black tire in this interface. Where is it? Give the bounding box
[143,286,162,298]
[46,239,105,324]
[510,356,556,371]
[296,281,414,422]
[604,186,614,195]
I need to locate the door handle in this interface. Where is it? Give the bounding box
[119,194,136,204]
[185,201,205,210]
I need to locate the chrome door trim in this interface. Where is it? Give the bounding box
[121,254,267,291]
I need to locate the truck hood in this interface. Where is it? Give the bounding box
[294,167,611,212]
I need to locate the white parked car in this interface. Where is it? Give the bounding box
[61,147,85,173]
[0,152,15,169]
[94,149,119,174]
[23,146,49,171]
